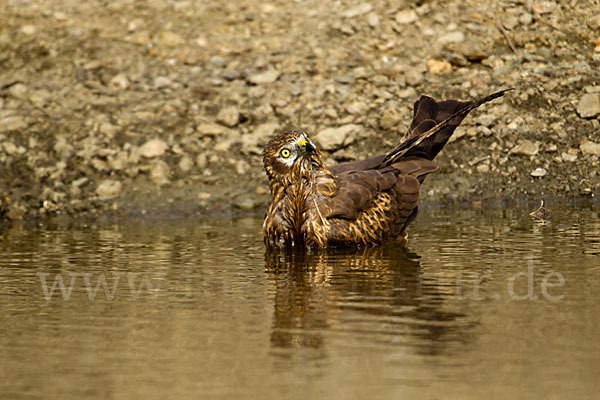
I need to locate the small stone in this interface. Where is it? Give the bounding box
[179,156,194,172]
[196,123,231,136]
[72,177,89,187]
[561,152,577,162]
[196,153,208,169]
[3,141,19,155]
[108,73,129,90]
[588,14,600,30]
[236,160,250,175]
[233,196,261,210]
[6,204,27,220]
[96,180,122,199]
[154,76,173,89]
[380,109,402,129]
[475,114,496,127]
[427,59,452,74]
[346,101,368,115]
[150,160,170,185]
[476,164,489,173]
[576,93,600,118]
[139,139,168,158]
[456,43,488,61]
[405,68,424,86]
[519,12,533,25]
[342,3,372,18]
[99,122,118,138]
[249,122,280,143]
[0,116,27,132]
[546,144,558,152]
[436,31,465,46]
[248,69,280,85]
[532,2,557,14]
[314,124,361,151]
[216,106,240,127]
[21,25,37,35]
[367,12,380,27]
[198,192,211,201]
[155,31,184,47]
[580,140,600,156]
[502,16,519,31]
[395,9,417,24]
[510,140,539,156]
[8,83,28,100]
[531,168,547,177]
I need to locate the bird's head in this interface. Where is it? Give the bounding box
[263,130,322,183]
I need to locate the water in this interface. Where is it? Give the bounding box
[1,204,599,399]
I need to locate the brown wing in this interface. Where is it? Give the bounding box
[319,157,436,245]
[329,89,510,175]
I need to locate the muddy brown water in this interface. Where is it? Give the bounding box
[1,204,599,399]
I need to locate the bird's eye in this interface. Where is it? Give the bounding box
[280,149,291,158]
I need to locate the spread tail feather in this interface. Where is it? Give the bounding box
[382,89,511,167]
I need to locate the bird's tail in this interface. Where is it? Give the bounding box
[381,89,511,167]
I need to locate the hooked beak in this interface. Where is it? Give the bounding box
[298,138,316,154]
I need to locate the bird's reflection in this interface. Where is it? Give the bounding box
[265,245,470,355]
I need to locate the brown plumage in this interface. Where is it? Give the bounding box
[263,89,510,248]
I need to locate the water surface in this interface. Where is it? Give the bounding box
[1,204,599,399]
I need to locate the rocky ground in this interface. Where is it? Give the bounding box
[1,0,600,221]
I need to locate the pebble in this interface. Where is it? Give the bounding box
[510,140,539,156]
[476,164,489,173]
[405,68,424,86]
[179,156,194,172]
[217,106,240,127]
[475,114,497,128]
[236,160,250,175]
[139,139,168,158]
[427,59,452,74]
[519,12,534,25]
[155,31,184,48]
[561,152,577,162]
[580,140,600,156]
[21,25,37,35]
[96,180,122,199]
[314,124,361,151]
[395,9,417,24]
[233,196,261,210]
[109,73,129,90]
[532,2,557,14]
[576,93,600,118]
[380,109,402,129]
[248,69,280,85]
[342,3,373,18]
[154,76,173,89]
[245,122,280,145]
[198,192,212,201]
[437,31,465,46]
[150,160,170,185]
[0,116,27,132]
[531,168,547,177]
[8,83,28,100]
[196,153,208,169]
[367,12,380,28]
[196,123,231,136]
[99,122,118,138]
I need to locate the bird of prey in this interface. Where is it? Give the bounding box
[262,89,509,248]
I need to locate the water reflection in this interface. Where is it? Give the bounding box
[265,246,470,355]
[1,204,599,400]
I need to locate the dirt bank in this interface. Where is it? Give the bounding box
[1,0,599,221]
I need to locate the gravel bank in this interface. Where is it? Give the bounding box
[1,0,599,221]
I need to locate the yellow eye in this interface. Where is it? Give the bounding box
[280,149,291,158]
